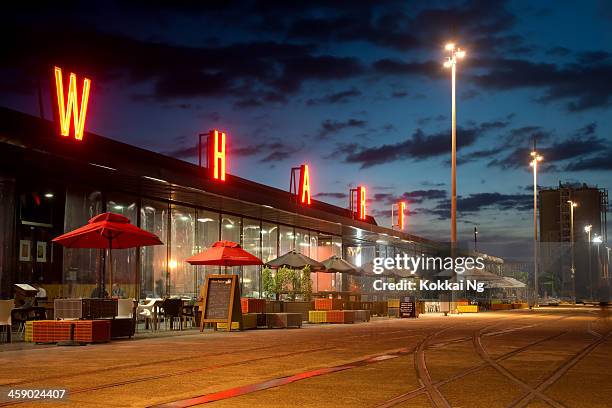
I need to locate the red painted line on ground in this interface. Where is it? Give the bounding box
[150,348,414,408]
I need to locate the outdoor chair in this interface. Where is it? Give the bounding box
[162,298,184,330]
[137,299,158,330]
[0,299,14,343]
[182,303,196,328]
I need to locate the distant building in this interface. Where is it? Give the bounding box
[539,182,609,301]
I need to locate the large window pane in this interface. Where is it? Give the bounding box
[63,187,103,298]
[262,222,277,263]
[107,193,137,298]
[195,210,220,291]
[140,200,168,298]
[221,214,241,275]
[279,225,294,255]
[242,218,261,297]
[170,205,196,297]
[295,228,310,257]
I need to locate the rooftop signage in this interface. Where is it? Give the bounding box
[53,66,91,141]
[298,164,311,205]
[398,201,406,230]
[208,129,226,181]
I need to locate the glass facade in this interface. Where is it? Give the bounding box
[242,218,261,297]
[140,200,168,298]
[62,187,103,298]
[107,193,138,298]
[279,225,294,255]
[195,210,220,293]
[2,178,425,301]
[170,205,196,297]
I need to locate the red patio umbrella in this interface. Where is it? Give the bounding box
[53,212,163,296]
[185,240,263,272]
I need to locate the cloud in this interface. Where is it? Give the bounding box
[487,123,607,169]
[425,192,532,220]
[318,119,367,138]
[342,119,509,168]
[564,150,612,171]
[164,139,300,163]
[306,88,361,105]
[0,22,365,104]
[314,192,348,200]
[469,56,612,111]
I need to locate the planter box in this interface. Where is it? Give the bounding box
[387,299,400,308]
[241,298,266,314]
[326,310,355,324]
[283,301,313,321]
[353,310,370,322]
[31,320,110,343]
[315,298,343,311]
[265,300,284,313]
[512,303,528,309]
[308,310,327,323]
[266,313,302,328]
[490,303,512,310]
[457,305,479,313]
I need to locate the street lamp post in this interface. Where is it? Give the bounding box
[568,200,578,303]
[530,147,543,306]
[443,43,465,246]
[585,225,593,300]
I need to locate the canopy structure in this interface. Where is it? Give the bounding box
[53,212,163,296]
[435,268,507,282]
[485,276,527,289]
[186,240,263,269]
[359,261,414,279]
[321,256,361,275]
[265,250,324,270]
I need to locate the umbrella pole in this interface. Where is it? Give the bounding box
[101,249,106,298]
[100,248,105,298]
[108,237,113,298]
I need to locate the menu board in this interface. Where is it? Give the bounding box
[204,278,233,320]
[200,275,243,332]
[400,301,416,318]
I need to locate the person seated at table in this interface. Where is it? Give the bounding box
[32,282,47,300]
[112,283,125,298]
[90,286,109,298]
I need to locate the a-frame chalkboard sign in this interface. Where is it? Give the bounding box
[200,274,243,332]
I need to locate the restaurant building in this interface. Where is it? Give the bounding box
[0,106,444,301]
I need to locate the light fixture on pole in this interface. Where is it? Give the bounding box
[443,42,466,246]
[529,144,543,306]
[568,200,578,303]
[585,224,593,300]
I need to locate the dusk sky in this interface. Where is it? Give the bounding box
[2,1,612,250]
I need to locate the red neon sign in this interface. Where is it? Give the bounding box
[298,164,311,205]
[398,201,406,230]
[358,185,366,220]
[209,129,226,181]
[54,66,91,141]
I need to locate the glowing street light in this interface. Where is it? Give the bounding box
[530,145,543,306]
[585,224,593,300]
[443,42,466,246]
[568,200,578,303]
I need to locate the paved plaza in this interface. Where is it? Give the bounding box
[0,307,610,408]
